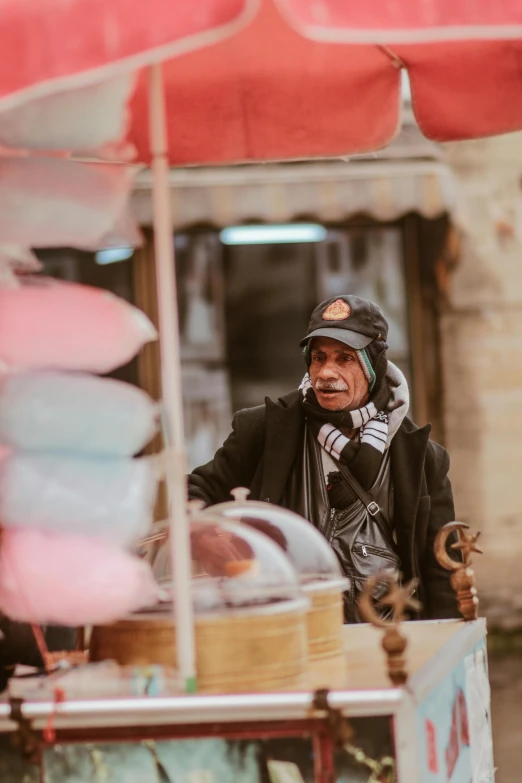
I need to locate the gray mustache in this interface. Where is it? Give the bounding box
[315,380,348,392]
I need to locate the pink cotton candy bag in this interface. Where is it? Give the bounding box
[0,277,157,373]
[0,528,159,625]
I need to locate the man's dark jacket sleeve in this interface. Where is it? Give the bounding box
[188,406,265,506]
[422,442,460,619]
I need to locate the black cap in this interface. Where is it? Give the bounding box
[299,295,388,351]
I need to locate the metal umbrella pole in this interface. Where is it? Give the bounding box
[148,62,197,693]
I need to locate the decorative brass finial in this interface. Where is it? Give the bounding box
[358,571,420,686]
[231,487,251,503]
[451,529,482,562]
[434,521,482,621]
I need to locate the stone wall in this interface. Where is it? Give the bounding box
[442,133,522,628]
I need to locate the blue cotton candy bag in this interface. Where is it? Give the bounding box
[0,452,159,546]
[0,371,159,456]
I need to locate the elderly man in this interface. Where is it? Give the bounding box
[189,295,458,621]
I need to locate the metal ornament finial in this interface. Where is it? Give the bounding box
[358,571,420,686]
[450,530,483,564]
[434,521,482,621]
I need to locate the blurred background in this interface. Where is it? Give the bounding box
[33,80,522,779]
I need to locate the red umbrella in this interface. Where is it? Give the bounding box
[277,0,522,39]
[0,0,254,109]
[276,0,522,147]
[129,0,522,163]
[1,1,522,163]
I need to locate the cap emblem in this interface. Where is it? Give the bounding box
[322,299,351,321]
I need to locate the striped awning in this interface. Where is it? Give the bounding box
[132,157,455,229]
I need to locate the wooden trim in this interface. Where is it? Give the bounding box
[403,215,429,428]
[419,216,450,446]
[132,231,167,523]
[402,214,448,444]
[133,230,161,408]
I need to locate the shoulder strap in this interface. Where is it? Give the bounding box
[335,460,397,548]
[334,461,380,517]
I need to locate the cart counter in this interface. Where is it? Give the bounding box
[0,618,494,783]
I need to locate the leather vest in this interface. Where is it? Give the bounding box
[283,425,400,622]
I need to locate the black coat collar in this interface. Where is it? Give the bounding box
[259,391,431,522]
[259,390,303,503]
[389,420,431,576]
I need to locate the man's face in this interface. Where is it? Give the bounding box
[309,337,370,412]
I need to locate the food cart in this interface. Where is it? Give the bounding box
[0,491,492,782]
[0,617,492,782]
[0,1,518,780]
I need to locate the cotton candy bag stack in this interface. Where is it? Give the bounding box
[0,277,162,625]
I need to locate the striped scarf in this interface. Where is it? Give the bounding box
[300,373,390,490]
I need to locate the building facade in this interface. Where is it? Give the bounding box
[440,131,522,629]
[35,122,522,629]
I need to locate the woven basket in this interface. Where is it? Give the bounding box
[90,599,308,694]
[305,582,346,687]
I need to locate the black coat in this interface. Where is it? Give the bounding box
[189,390,459,620]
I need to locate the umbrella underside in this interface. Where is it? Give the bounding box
[0,1,520,166]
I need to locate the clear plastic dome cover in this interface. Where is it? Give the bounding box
[153,512,302,615]
[208,489,346,588]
